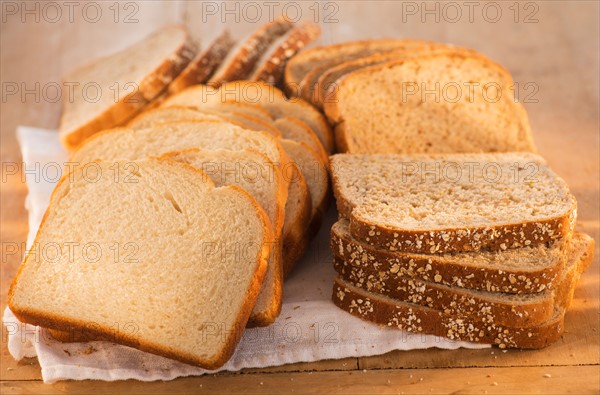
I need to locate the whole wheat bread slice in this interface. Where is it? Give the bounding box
[168,31,236,94]
[59,25,196,150]
[250,22,321,85]
[325,52,535,154]
[330,153,577,253]
[208,17,293,85]
[9,159,271,368]
[331,220,567,294]
[166,148,286,326]
[283,38,427,96]
[332,232,594,349]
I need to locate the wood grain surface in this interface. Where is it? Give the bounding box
[1,1,598,394]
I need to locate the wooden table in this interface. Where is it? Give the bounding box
[1,1,598,393]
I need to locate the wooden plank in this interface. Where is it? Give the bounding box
[1,365,598,394]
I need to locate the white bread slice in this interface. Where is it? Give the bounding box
[219,81,334,153]
[250,22,321,85]
[274,117,328,164]
[70,120,289,170]
[282,162,312,277]
[280,140,329,235]
[127,106,281,137]
[284,38,434,96]
[332,232,594,349]
[325,53,535,154]
[168,30,236,94]
[166,149,285,326]
[330,153,577,253]
[331,220,567,294]
[208,17,293,85]
[8,159,271,368]
[59,25,196,150]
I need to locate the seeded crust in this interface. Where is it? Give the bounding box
[208,17,293,85]
[60,26,196,151]
[331,220,567,294]
[250,22,321,85]
[332,233,594,349]
[331,153,577,253]
[168,31,236,94]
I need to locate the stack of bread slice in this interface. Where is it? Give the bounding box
[284,39,535,154]
[59,19,320,150]
[329,153,594,349]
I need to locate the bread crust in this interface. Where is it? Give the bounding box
[8,159,272,369]
[332,278,564,349]
[209,17,293,85]
[251,23,321,85]
[331,220,566,294]
[169,30,236,94]
[59,26,196,151]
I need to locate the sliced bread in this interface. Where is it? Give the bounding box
[332,232,594,348]
[274,117,329,164]
[220,81,334,153]
[280,139,330,235]
[330,153,577,253]
[168,30,236,94]
[325,52,535,154]
[250,22,321,85]
[59,25,196,150]
[284,38,422,95]
[9,159,271,368]
[331,220,567,294]
[166,149,286,326]
[208,17,293,85]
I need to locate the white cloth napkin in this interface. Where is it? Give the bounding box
[3,127,488,383]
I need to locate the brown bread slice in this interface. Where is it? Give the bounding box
[250,22,321,85]
[284,38,429,96]
[9,159,271,368]
[59,25,196,150]
[330,153,577,253]
[168,31,236,94]
[331,220,567,294]
[208,17,293,85]
[325,52,535,154]
[332,232,594,349]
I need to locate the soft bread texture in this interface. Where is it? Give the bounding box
[281,162,312,277]
[331,220,567,294]
[280,140,330,235]
[332,232,594,349]
[166,149,285,326]
[163,82,334,153]
[208,17,293,85]
[127,106,282,138]
[299,41,460,107]
[330,153,577,253]
[59,25,196,150]
[284,38,437,95]
[8,159,271,368]
[219,81,334,153]
[274,117,329,164]
[168,31,236,94]
[70,120,289,172]
[250,22,321,85]
[325,53,535,154]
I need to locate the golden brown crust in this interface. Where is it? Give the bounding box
[169,31,236,94]
[59,26,196,151]
[8,159,271,369]
[332,278,564,349]
[209,17,293,86]
[331,221,566,294]
[251,23,321,86]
